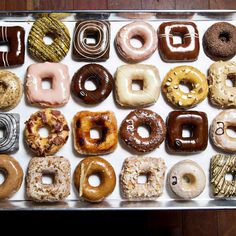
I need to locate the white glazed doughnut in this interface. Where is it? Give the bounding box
[169,160,206,199]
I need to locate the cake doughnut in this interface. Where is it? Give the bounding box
[211,109,236,152]
[208,61,236,108]
[115,21,157,63]
[211,154,236,198]
[0,70,22,111]
[28,17,71,62]
[26,156,70,202]
[120,156,166,200]
[120,109,166,153]
[74,156,116,202]
[169,160,206,199]
[25,109,69,156]
[162,66,208,109]
[26,62,70,107]
[115,64,161,107]
[203,22,236,61]
[0,154,23,200]
[71,64,113,104]
[72,111,118,155]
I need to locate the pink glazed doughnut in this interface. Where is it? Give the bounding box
[26,62,70,107]
[115,21,157,63]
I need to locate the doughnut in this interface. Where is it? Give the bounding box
[169,160,206,199]
[166,111,208,153]
[26,62,70,107]
[158,21,200,62]
[0,113,20,153]
[120,156,166,200]
[115,64,161,107]
[25,109,69,156]
[115,21,157,63]
[74,156,116,202]
[208,61,236,108]
[36,13,72,19]
[71,64,113,104]
[0,26,25,67]
[73,20,110,61]
[26,156,70,202]
[211,154,236,198]
[72,111,118,155]
[0,70,23,111]
[28,17,71,62]
[117,13,156,19]
[120,109,166,153]
[0,154,23,200]
[210,109,236,152]
[162,66,208,109]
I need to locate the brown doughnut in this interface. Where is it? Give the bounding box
[120,109,166,153]
[203,22,236,61]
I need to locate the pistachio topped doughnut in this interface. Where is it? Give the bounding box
[28,17,71,62]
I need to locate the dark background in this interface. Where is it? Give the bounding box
[0,1,236,235]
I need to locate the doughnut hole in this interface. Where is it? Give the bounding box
[138,173,149,184]
[84,29,100,46]
[182,173,196,189]
[172,32,184,45]
[0,43,9,52]
[42,171,55,185]
[88,173,101,187]
[219,31,230,42]
[0,168,6,185]
[0,125,6,139]
[0,81,7,95]
[132,79,143,91]
[225,173,234,182]
[225,73,236,87]
[43,33,55,45]
[137,124,151,138]
[179,79,193,94]
[182,124,195,138]
[130,35,144,49]
[42,77,53,90]
[226,126,236,138]
[90,127,102,139]
[38,126,51,138]
[84,77,98,91]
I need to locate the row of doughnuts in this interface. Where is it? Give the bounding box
[0,18,235,67]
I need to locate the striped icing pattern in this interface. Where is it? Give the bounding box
[0,27,9,67]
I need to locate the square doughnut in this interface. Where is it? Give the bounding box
[115,65,161,107]
[72,111,118,155]
[0,26,25,67]
[26,156,70,202]
[0,113,20,153]
[120,156,166,200]
[73,20,110,61]
[166,111,208,152]
[158,22,199,62]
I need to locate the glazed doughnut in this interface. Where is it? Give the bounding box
[115,21,157,63]
[26,156,70,202]
[74,156,116,202]
[158,21,200,62]
[25,109,69,156]
[26,62,70,107]
[36,13,72,19]
[0,70,22,111]
[211,109,236,152]
[0,113,20,153]
[166,111,208,153]
[115,64,161,107]
[120,109,166,153]
[203,22,236,61]
[28,17,71,62]
[208,61,236,108]
[211,154,236,198]
[0,154,23,200]
[120,156,166,200]
[0,26,25,67]
[71,64,113,104]
[169,160,206,199]
[73,111,118,155]
[162,66,208,109]
[73,20,110,61]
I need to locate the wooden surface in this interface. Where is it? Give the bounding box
[0,0,236,235]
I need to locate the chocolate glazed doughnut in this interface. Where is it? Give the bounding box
[71,64,113,104]
[120,109,166,153]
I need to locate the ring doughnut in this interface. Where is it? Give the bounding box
[169,160,206,199]
[0,70,22,111]
[120,156,166,200]
[120,109,166,153]
[0,154,23,200]
[25,109,69,156]
[115,21,157,63]
[73,156,116,202]
[28,16,71,62]
[162,66,208,109]
[203,22,236,61]
[71,64,113,104]
[208,61,236,108]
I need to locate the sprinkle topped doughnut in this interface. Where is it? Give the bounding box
[28,17,71,62]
